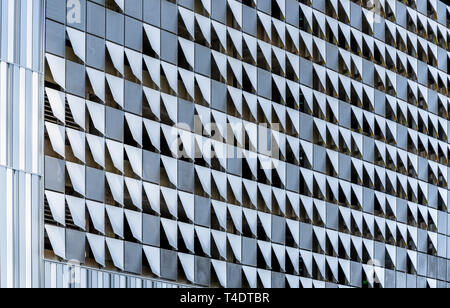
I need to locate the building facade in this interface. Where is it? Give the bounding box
[3,0,450,288]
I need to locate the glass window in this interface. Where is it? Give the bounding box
[143,151,160,184]
[161,30,177,64]
[125,17,143,51]
[178,160,194,192]
[106,9,124,45]
[86,166,105,202]
[106,107,124,142]
[87,2,105,37]
[46,20,66,57]
[125,0,143,20]
[45,156,65,193]
[125,81,143,115]
[87,34,105,70]
[46,0,66,23]
[66,60,86,97]
[195,44,211,77]
[143,0,160,26]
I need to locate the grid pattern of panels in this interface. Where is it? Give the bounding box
[44,0,450,288]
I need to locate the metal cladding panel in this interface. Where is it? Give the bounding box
[0,0,44,288]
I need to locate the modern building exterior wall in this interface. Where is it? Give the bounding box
[41,0,450,288]
[0,0,44,288]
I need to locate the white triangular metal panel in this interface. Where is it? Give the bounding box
[258,183,272,212]
[313,253,326,278]
[258,240,272,268]
[125,113,143,146]
[45,122,65,158]
[143,24,160,56]
[178,6,195,38]
[45,191,66,226]
[86,68,106,102]
[67,94,85,130]
[143,182,160,215]
[66,162,85,196]
[286,25,299,52]
[46,53,66,89]
[195,74,211,105]
[178,38,195,69]
[106,139,124,173]
[227,234,242,262]
[339,233,351,257]
[179,222,195,254]
[106,74,124,108]
[161,218,178,249]
[86,200,105,235]
[161,62,178,94]
[243,33,257,62]
[243,266,257,289]
[66,128,85,163]
[258,211,272,239]
[273,18,286,46]
[106,238,124,270]
[228,175,243,205]
[285,192,299,219]
[105,172,123,206]
[143,57,161,88]
[300,3,313,28]
[178,253,195,283]
[143,119,160,151]
[66,195,85,230]
[228,56,243,86]
[212,170,227,201]
[143,246,160,277]
[160,187,177,219]
[87,234,105,267]
[212,200,227,230]
[228,27,243,57]
[178,129,194,160]
[196,14,211,44]
[125,177,142,210]
[313,226,326,252]
[161,155,178,187]
[212,259,227,287]
[86,101,105,135]
[195,226,211,257]
[81,137,103,172]
[66,27,85,62]
[243,208,257,237]
[227,204,243,234]
[257,40,272,68]
[46,88,66,124]
[243,179,257,208]
[178,191,195,223]
[195,165,211,197]
[227,0,242,28]
[272,244,286,272]
[106,41,125,75]
[106,205,124,239]
[212,230,227,260]
[257,11,272,39]
[272,187,286,216]
[211,21,227,51]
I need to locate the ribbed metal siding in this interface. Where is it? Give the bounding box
[0,0,44,288]
[43,260,190,289]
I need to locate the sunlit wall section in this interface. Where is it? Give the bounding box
[0,0,44,288]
